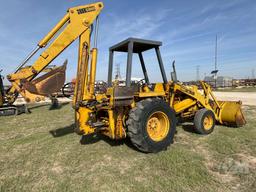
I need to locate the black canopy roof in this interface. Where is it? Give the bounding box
[109,37,162,53]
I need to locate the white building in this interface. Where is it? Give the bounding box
[204,76,233,87]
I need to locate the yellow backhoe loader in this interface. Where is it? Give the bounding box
[0,2,246,152]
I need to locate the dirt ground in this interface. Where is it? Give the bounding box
[14,91,256,106]
[213,92,256,106]
[13,96,72,105]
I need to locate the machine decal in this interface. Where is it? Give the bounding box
[77,6,96,14]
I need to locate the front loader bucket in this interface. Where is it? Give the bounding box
[23,60,67,96]
[218,101,246,127]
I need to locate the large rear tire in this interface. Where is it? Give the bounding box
[127,98,176,153]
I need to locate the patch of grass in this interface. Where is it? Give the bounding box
[0,103,255,191]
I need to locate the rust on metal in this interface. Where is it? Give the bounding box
[22,60,67,96]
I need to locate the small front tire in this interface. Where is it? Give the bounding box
[194,108,215,134]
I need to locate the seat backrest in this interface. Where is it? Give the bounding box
[113,85,139,106]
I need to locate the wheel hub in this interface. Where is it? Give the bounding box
[146,111,170,142]
[203,115,213,130]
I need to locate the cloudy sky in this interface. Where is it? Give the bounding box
[0,0,255,84]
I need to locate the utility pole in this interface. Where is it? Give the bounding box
[210,35,218,88]
[114,63,121,80]
[214,35,218,88]
[196,65,200,81]
[252,68,255,79]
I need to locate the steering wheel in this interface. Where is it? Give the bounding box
[61,82,75,98]
[137,79,146,86]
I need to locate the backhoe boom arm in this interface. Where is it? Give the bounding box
[5,2,103,103]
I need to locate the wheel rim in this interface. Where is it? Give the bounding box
[203,115,213,130]
[146,111,170,142]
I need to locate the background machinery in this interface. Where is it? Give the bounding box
[0,2,246,152]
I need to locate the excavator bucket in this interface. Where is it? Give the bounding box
[218,101,246,127]
[23,60,67,96]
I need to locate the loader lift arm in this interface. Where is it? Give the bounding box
[5,2,103,104]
